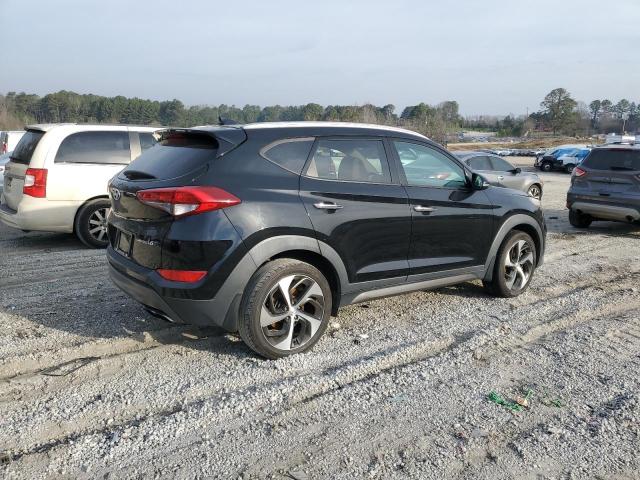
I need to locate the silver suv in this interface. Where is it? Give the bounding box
[566,145,640,228]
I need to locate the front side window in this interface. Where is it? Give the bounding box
[55,131,131,164]
[305,139,391,183]
[489,156,515,172]
[393,141,466,188]
[261,137,314,174]
[467,156,492,170]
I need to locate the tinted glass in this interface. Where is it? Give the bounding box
[394,141,466,188]
[139,133,157,152]
[10,130,44,165]
[582,149,640,171]
[490,156,515,172]
[306,139,391,183]
[467,156,492,170]
[261,138,314,174]
[122,132,218,180]
[55,131,131,164]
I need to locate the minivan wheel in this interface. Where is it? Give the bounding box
[569,209,592,228]
[238,259,332,359]
[75,199,111,248]
[483,231,537,298]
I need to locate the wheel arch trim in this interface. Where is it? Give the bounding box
[483,213,545,281]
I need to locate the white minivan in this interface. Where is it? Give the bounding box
[0,124,159,247]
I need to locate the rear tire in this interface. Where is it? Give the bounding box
[569,209,592,228]
[238,259,332,359]
[565,163,575,174]
[483,231,537,298]
[75,199,111,248]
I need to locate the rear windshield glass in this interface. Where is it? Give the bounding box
[10,130,44,165]
[582,149,640,171]
[121,132,218,180]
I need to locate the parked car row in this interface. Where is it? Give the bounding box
[534,145,592,173]
[1,122,547,358]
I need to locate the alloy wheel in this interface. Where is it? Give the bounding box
[260,274,325,351]
[528,184,541,199]
[88,207,110,243]
[504,239,534,291]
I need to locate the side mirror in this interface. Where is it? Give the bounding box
[471,172,490,190]
[512,167,522,175]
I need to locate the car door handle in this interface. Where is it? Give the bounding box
[413,205,436,213]
[314,202,343,210]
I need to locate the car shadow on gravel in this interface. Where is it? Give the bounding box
[544,208,640,237]
[0,231,84,252]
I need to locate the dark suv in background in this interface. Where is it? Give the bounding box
[567,144,640,228]
[106,122,546,358]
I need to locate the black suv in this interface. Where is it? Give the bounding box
[567,144,640,228]
[107,122,546,358]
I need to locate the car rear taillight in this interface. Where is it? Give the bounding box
[572,167,587,178]
[156,269,207,282]
[23,168,48,197]
[136,186,240,217]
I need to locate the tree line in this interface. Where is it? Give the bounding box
[465,88,640,137]
[1,89,637,143]
[0,91,462,143]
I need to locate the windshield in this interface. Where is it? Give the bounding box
[10,130,44,165]
[582,149,640,171]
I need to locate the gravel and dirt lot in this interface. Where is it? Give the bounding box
[1,160,639,479]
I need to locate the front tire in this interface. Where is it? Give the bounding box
[75,199,111,248]
[569,209,592,228]
[540,161,552,172]
[238,259,332,359]
[483,231,537,298]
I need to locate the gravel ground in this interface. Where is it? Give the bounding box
[1,162,639,479]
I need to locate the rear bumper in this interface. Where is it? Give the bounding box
[107,246,247,331]
[568,197,640,222]
[0,195,77,232]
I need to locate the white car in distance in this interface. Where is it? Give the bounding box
[0,124,160,247]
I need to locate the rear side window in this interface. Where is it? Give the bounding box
[121,132,218,180]
[260,138,314,174]
[582,149,640,171]
[306,139,391,183]
[10,130,44,165]
[55,131,131,164]
[467,156,492,170]
[139,133,157,152]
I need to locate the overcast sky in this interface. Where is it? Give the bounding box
[1,0,638,116]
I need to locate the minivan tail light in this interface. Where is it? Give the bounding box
[23,168,48,197]
[572,167,587,178]
[156,269,207,282]
[136,186,240,217]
